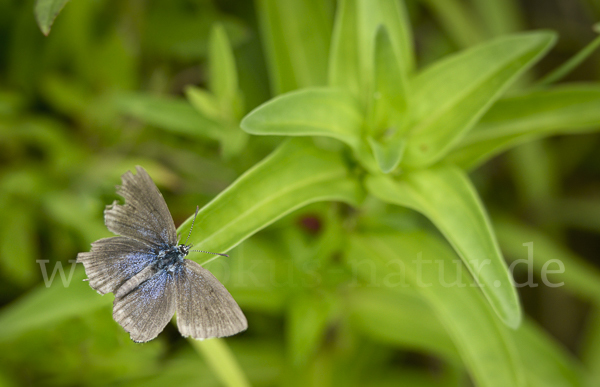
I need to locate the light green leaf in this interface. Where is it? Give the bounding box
[515,321,583,387]
[114,93,222,140]
[367,135,405,173]
[241,88,363,150]
[35,0,70,36]
[446,85,600,169]
[209,24,238,106]
[328,0,361,97]
[179,138,363,264]
[288,292,334,365]
[209,24,243,120]
[368,26,409,135]
[345,232,525,387]
[366,165,521,328]
[404,31,556,167]
[329,0,413,102]
[185,86,222,121]
[190,339,250,387]
[0,268,111,342]
[256,0,333,94]
[347,287,460,362]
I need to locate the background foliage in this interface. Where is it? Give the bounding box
[1,0,600,386]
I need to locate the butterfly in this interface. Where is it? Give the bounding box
[77,166,247,342]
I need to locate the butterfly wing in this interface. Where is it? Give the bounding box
[113,269,177,343]
[175,260,247,339]
[104,166,177,247]
[77,236,156,295]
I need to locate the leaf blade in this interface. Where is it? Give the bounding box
[180,138,363,263]
[404,31,556,167]
[35,0,70,36]
[366,165,521,327]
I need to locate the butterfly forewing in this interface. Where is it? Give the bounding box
[104,166,177,247]
[113,269,177,343]
[175,260,248,340]
[76,237,156,295]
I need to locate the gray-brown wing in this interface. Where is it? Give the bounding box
[76,236,156,295]
[113,269,177,343]
[104,166,177,247]
[175,260,247,340]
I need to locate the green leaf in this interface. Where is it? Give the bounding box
[241,88,363,150]
[0,204,38,286]
[368,26,409,135]
[366,165,521,328]
[0,268,111,342]
[114,93,222,140]
[367,135,405,173]
[34,0,70,36]
[347,287,460,362]
[185,86,222,122]
[345,232,525,387]
[582,309,600,386]
[190,339,251,387]
[209,24,242,119]
[446,85,600,169]
[420,0,487,47]
[179,138,363,264]
[494,217,600,305]
[256,0,333,94]
[515,321,583,387]
[329,0,414,101]
[404,31,556,167]
[287,292,334,365]
[328,0,361,97]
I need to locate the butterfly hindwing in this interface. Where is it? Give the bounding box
[175,260,247,340]
[104,166,177,247]
[113,269,177,343]
[76,236,156,295]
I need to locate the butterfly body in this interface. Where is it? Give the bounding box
[155,244,188,271]
[77,166,247,343]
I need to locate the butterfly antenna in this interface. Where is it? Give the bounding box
[185,206,200,246]
[190,250,229,257]
[186,206,229,257]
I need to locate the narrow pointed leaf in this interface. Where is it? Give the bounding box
[209,24,239,113]
[190,339,251,387]
[329,0,413,100]
[35,0,70,36]
[346,232,525,387]
[495,217,600,304]
[404,31,556,167]
[366,165,521,328]
[347,288,460,362]
[241,88,363,150]
[328,0,361,96]
[0,268,110,342]
[180,138,363,263]
[446,85,600,169]
[369,26,409,133]
[256,0,333,94]
[367,136,405,173]
[114,93,222,140]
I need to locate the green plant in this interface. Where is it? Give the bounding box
[1,0,600,386]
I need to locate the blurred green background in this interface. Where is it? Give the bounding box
[1,0,600,386]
